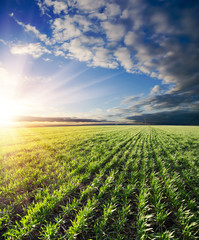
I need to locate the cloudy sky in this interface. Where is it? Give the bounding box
[0,0,199,124]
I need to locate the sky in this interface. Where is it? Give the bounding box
[0,0,199,125]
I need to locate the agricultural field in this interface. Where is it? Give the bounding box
[0,125,199,239]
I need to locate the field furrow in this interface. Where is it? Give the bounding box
[150,129,199,239]
[0,125,198,239]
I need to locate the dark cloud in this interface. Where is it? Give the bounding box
[135,93,199,111]
[109,0,199,123]
[108,92,199,124]
[127,110,199,125]
[14,116,106,123]
[124,0,199,93]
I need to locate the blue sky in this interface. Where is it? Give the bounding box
[0,0,199,124]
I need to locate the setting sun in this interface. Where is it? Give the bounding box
[0,98,23,125]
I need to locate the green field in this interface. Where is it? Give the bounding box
[0,126,199,239]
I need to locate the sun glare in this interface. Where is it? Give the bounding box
[0,98,22,126]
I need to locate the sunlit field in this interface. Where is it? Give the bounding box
[0,125,199,239]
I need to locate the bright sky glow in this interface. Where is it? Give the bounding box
[0,97,24,125]
[0,0,198,125]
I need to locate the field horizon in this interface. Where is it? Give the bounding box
[1,121,199,129]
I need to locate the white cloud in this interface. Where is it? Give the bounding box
[121,9,129,19]
[124,31,138,46]
[37,0,47,14]
[114,47,133,72]
[80,36,103,46]
[105,3,121,17]
[121,96,139,105]
[89,12,107,20]
[43,0,67,14]
[61,38,118,69]
[107,106,123,113]
[54,48,65,57]
[150,72,158,78]
[73,15,92,32]
[76,0,105,11]
[102,22,125,42]
[135,45,155,63]
[66,39,93,62]
[10,43,51,58]
[127,0,146,31]
[150,85,161,95]
[15,19,51,45]
[51,16,81,43]
[150,11,173,34]
[43,57,52,62]
[0,39,7,45]
[92,47,118,69]
[139,66,150,74]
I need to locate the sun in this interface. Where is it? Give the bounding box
[0,98,22,126]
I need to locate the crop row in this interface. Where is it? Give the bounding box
[0,126,198,239]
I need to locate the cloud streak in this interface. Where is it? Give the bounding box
[10,43,51,58]
[14,116,107,123]
[14,18,51,45]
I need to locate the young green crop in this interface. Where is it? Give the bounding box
[0,125,198,239]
